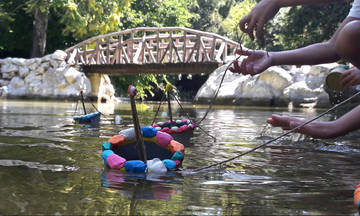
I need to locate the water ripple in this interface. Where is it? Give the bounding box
[0,159,78,172]
[0,142,72,150]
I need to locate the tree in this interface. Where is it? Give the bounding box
[265,2,351,51]
[0,0,132,58]
[120,0,198,28]
[189,0,235,32]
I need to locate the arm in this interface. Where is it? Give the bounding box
[240,0,351,41]
[270,16,357,66]
[231,16,358,76]
[267,104,360,138]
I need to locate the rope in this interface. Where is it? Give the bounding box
[73,100,79,115]
[151,93,167,125]
[196,30,245,125]
[192,90,360,172]
[171,92,217,141]
[196,56,241,125]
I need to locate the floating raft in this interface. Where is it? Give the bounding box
[73,112,101,124]
[102,126,185,173]
[151,119,196,144]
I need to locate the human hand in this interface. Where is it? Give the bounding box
[229,49,272,76]
[340,67,360,89]
[239,0,280,42]
[266,114,337,139]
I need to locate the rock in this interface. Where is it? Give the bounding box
[1,63,18,74]
[0,79,10,86]
[18,66,30,78]
[35,62,50,75]
[0,86,8,96]
[195,58,337,107]
[11,58,26,66]
[28,80,43,94]
[2,71,16,80]
[258,66,292,90]
[97,75,115,103]
[7,85,28,96]
[52,50,67,61]
[9,76,25,89]
[24,71,42,84]
[64,67,81,84]
[283,81,323,105]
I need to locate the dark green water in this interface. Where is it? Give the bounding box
[0,99,360,215]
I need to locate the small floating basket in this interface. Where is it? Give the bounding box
[73,112,101,124]
[101,126,185,173]
[101,85,185,173]
[151,119,196,145]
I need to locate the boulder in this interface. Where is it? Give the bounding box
[195,58,338,108]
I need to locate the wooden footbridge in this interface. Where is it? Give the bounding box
[65,27,239,75]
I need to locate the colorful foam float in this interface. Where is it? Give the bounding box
[101,85,185,173]
[151,83,196,144]
[151,119,195,144]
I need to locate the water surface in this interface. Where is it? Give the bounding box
[0,99,359,215]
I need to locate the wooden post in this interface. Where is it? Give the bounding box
[80,90,87,115]
[165,84,173,128]
[128,85,147,163]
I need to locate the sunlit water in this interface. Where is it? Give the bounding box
[1,99,360,215]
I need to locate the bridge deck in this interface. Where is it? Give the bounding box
[81,62,220,75]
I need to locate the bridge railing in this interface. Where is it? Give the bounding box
[65,27,239,66]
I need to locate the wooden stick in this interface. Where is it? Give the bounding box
[128,85,147,163]
[80,90,87,115]
[166,84,173,128]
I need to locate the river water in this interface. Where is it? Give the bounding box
[0,99,359,215]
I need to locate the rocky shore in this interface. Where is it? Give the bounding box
[0,50,115,103]
[0,50,340,108]
[195,59,339,108]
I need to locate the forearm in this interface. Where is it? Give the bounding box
[276,0,349,7]
[270,42,340,66]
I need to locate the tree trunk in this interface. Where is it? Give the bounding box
[30,7,48,58]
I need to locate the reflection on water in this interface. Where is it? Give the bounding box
[1,99,360,215]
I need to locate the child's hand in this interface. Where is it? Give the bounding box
[340,67,360,89]
[267,114,338,139]
[239,0,280,42]
[229,49,272,76]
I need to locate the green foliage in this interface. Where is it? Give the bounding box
[265,2,351,51]
[121,0,198,28]
[111,74,163,100]
[53,0,131,40]
[0,0,132,57]
[221,0,258,49]
[222,1,350,51]
[190,0,235,32]
[0,0,33,57]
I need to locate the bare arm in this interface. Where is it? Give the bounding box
[270,16,358,66]
[267,104,360,139]
[277,0,349,7]
[240,0,351,41]
[232,16,358,75]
